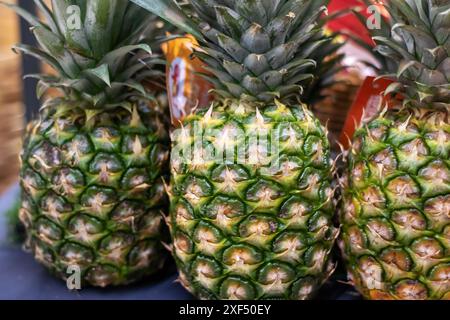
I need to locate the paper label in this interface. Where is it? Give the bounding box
[162,35,213,127]
[339,76,398,148]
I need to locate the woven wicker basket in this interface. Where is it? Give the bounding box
[313,71,363,152]
[0,0,22,193]
[0,54,23,193]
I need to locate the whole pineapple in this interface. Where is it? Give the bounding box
[339,0,450,300]
[136,0,340,299]
[8,0,170,287]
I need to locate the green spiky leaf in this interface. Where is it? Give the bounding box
[130,0,203,39]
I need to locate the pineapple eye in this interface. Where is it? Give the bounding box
[121,168,150,191]
[297,167,328,201]
[67,214,105,244]
[424,130,450,157]
[428,263,450,284]
[210,165,249,194]
[191,256,222,291]
[52,167,85,199]
[370,148,397,178]
[418,160,450,197]
[391,209,427,233]
[128,240,160,269]
[202,195,246,234]
[91,127,121,152]
[394,280,428,300]
[181,175,213,205]
[344,225,368,254]
[291,277,317,300]
[21,168,46,200]
[386,175,421,208]
[63,134,93,166]
[46,118,78,145]
[369,126,388,141]
[193,222,224,256]
[137,210,164,238]
[110,200,146,226]
[219,276,257,300]
[359,186,386,215]
[272,231,306,264]
[35,217,63,245]
[410,237,444,260]
[356,256,384,291]
[341,195,360,224]
[246,179,284,207]
[80,186,117,217]
[85,264,121,288]
[257,262,296,295]
[303,244,329,271]
[33,241,55,267]
[59,242,95,268]
[424,195,450,231]
[206,196,245,218]
[29,141,62,175]
[388,121,421,147]
[365,218,395,246]
[173,231,194,260]
[122,134,148,153]
[279,196,312,228]
[379,247,412,272]
[238,214,279,248]
[303,135,329,167]
[173,199,195,232]
[89,153,124,187]
[99,232,134,264]
[222,244,263,274]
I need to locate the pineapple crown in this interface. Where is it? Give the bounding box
[364,0,450,109]
[190,0,341,105]
[132,0,343,106]
[4,0,166,109]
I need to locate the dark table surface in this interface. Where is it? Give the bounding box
[0,184,360,300]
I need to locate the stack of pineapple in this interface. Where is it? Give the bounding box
[5,0,449,300]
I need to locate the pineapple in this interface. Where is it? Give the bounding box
[7,0,171,287]
[135,0,340,299]
[339,0,450,300]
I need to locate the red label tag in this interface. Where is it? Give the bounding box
[340,76,396,148]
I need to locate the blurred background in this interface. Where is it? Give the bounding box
[0,0,23,194]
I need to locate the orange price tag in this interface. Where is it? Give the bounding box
[340,76,398,148]
[162,35,213,127]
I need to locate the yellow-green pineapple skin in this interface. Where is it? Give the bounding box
[340,107,450,300]
[170,101,338,299]
[20,104,169,286]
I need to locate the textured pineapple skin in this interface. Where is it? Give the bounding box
[19,102,170,287]
[340,107,450,300]
[170,101,338,300]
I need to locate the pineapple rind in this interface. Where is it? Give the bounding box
[20,102,170,287]
[170,101,338,299]
[341,107,450,300]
